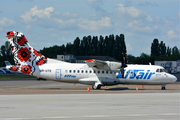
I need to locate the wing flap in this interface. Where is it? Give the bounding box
[85,59,109,69]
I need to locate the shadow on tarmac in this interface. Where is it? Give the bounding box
[105,87,129,91]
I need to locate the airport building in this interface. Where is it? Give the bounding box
[57,54,76,63]
[155,61,180,73]
[57,54,118,63]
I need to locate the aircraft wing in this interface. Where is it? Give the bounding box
[85,59,107,69]
[85,59,122,71]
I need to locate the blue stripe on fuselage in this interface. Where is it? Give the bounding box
[117,69,155,79]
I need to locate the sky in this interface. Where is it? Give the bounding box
[0,0,179,56]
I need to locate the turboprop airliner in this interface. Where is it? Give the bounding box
[5,31,177,90]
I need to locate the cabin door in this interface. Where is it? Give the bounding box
[56,69,61,79]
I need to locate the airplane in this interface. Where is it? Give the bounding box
[0,61,16,74]
[0,67,6,74]
[5,31,177,90]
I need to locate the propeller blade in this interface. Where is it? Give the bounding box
[124,52,127,67]
[121,67,124,78]
[120,52,128,78]
[121,53,124,67]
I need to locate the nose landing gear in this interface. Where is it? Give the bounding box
[161,84,166,90]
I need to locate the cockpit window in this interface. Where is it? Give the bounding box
[160,69,163,72]
[162,69,167,72]
[156,69,160,72]
[156,69,167,73]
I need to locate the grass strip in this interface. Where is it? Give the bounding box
[0,75,36,79]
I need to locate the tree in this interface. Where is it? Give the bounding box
[109,34,116,59]
[171,46,180,60]
[97,35,104,55]
[166,46,171,57]
[66,42,73,54]
[104,36,109,56]
[159,41,166,56]
[140,53,150,64]
[91,36,98,55]
[127,54,136,64]
[73,37,80,55]
[151,39,159,56]
[38,33,127,61]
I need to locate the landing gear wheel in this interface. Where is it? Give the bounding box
[92,85,96,89]
[161,87,166,90]
[92,84,101,90]
[97,85,101,89]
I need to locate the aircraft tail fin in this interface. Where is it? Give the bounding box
[4,61,11,66]
[6,31,47,75]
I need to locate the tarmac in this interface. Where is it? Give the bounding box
[0,93,179,120]
[0,74,180,120]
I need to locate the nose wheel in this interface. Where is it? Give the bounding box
[161,84,166,90]
[161,87,166,90]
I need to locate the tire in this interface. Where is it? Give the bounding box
[92,84,97,89]
[92,84,101,89]
[161,87,166,90]
[97,85,101,89]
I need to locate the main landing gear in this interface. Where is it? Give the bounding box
[92,84,101,90]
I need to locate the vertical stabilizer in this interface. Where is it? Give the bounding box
[6,31,47,75]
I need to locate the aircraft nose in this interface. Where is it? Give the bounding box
[169,75,177,83]
[171,75,177,82]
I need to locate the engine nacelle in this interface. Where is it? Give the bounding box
[103,61,122,72]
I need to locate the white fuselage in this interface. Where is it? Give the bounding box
[5,31,177,90]
[33,60,177,86]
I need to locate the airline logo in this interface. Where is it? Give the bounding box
[117,69,155,79]
[64,75,76,78]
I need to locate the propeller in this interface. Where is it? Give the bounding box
[120,53,127,78]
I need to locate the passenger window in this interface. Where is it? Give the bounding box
[94,70,96,73]
[65,70,68,73]
[110,71,112,74]
[73,70,76,73]
[106,71,108,74]
[69,70,71,73]
[86,70,88,73]
[77,70,80,73]
[81,70,84,73]
[89,70,92,73]
[98,71,100,74]
[102,71,104,74]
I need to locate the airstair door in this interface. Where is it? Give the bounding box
[56,69,61,79]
